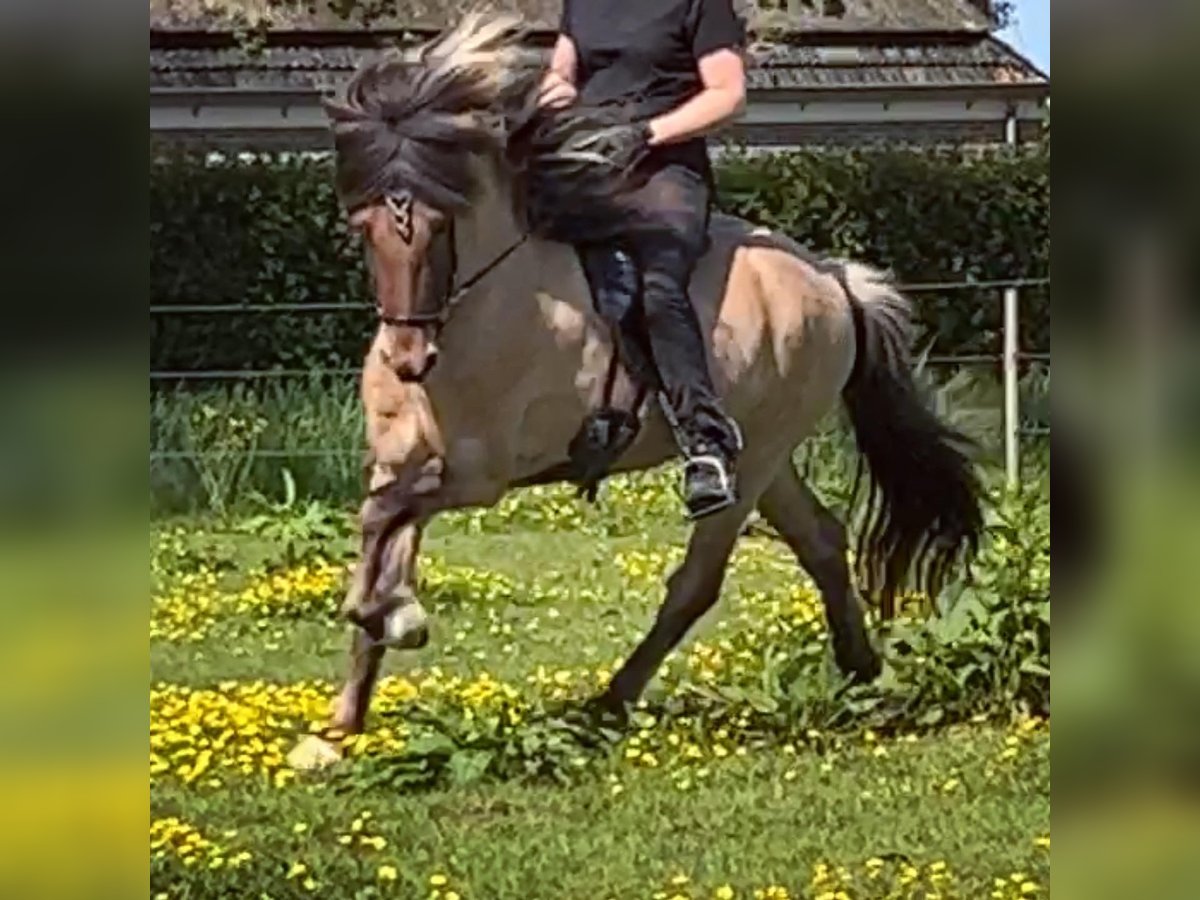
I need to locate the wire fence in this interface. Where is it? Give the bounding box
[150,276,1049,483]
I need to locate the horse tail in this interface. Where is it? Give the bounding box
[835,260,984,618]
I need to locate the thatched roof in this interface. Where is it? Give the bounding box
[148,0,992,34]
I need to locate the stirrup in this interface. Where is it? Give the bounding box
[683,454,738,521]
[728,418,745,454]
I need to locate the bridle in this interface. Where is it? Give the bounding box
[373,190,527,337]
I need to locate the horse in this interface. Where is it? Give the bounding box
[288,13,983,767]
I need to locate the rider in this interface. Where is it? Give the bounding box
[538,0,748,520]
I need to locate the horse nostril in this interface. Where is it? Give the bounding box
[381,348,414,380]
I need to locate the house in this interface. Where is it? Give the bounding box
[149,0,1048,150]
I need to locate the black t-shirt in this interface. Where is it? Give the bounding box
[560,0,744,175]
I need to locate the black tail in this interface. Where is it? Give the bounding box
[837,262,984,618]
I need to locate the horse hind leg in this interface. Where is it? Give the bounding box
[756,464,881,683]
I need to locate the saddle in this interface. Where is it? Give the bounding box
[563,244,663,501]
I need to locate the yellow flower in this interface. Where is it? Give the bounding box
[445,893,461,900]
[715,886,735,900]
[430,873,449,886]
[286,862,307,879]
[378,865,398,882]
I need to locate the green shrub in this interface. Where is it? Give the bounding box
[150,143,1049,373]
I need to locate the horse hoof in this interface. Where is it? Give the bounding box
[380,600,430,649]
[287,734,343,771]
[587,691,632,729]
[838,648,883,684]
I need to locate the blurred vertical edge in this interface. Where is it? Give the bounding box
[1053,2,1200,899]
[0,1,148,897]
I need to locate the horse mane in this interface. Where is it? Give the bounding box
[325,11,538,212]
[326,9,655,241]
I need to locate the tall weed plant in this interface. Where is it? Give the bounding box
[150,369,1048,519]
[151,376,362,516]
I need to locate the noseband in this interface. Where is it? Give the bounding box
[374,192,527,337]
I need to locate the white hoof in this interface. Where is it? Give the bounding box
[287,734,343,771]
[380,599,430,649]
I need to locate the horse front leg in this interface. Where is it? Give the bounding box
[334,461,507,724]
[331,522,425,736]
[600,496,750,710]
[287,468,436,771]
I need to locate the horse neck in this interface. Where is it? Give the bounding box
[432,167,540,387]
[451,164,522,276]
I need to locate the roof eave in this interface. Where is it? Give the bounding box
[751,81,1049,104]
[149,24,998,50]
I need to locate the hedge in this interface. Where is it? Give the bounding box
[150,142,1048,374]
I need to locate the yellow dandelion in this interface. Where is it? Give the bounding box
[378,864,398,882]
[430,874,449,886]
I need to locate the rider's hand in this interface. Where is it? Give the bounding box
[537,71,578,109]
[589,121,653,171]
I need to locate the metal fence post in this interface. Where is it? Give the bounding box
[1003,286,1020,487]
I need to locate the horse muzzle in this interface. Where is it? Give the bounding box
[381,342,439,382]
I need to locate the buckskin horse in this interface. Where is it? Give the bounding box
[288,13,982,768]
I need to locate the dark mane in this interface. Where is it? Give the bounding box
[325,12,537,212]
[326,9,654,240]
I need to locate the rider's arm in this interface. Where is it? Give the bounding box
[538,1,579,110]
[646,0,746,146]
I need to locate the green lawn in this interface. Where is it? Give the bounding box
[151,513,1049,899]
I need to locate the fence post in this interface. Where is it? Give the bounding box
[1003,286,1020,487]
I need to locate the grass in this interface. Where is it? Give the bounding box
[151,503,1049,899]
[152,729,1048,899]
